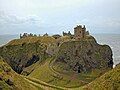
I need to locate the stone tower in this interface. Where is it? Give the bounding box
[74,25,86,40]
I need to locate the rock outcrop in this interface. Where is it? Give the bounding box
[53,36,113,73]
[0,39,49,74]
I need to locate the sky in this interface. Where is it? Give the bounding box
[0,0,120,35]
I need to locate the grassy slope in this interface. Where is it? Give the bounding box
[82,65,120,90]
[28,57,96,88]
[0,57,43,90]
[1,57,118,90]
[27,58,120,90]
[0,57,66,90]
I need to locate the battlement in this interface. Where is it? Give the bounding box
[74,25,86,29]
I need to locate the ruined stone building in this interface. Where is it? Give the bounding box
[74,25,89,40]
[63,31,72,36]
[43,33,48,36]
[20,33,38,38]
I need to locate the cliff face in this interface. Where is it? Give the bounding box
[53,36,113,73]
[0,41,49,74]
[0,35,113,75]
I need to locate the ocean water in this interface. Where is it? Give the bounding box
[0,34,120,65]
[94,34,120,65]
[0,35,19,46]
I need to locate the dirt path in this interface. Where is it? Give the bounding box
[24,76,66,90]
[22,58,85,90]
[48,57,88,88]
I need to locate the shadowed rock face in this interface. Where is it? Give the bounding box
[0,42,49,74]
[25,55,39,67]
[54,36,113,73]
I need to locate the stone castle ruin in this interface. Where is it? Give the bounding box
[62,25,90,40]
[63,31,72,36]
[20,33,38,38]
[20,25,90,40]
[74,25,89,40]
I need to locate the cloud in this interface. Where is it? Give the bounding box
[0,11,42,25]
[80,16,120,29]
[0,0,120,34]
[0,0,93,15]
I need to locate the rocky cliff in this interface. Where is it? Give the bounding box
[53,36,113,74]
[0,35,113,75]
[0,34,115,89]
[0,36,56,74]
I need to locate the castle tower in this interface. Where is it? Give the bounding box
[74,25,86,40]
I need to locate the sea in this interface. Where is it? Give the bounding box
[0,34,120,66]
[93,34,120,66]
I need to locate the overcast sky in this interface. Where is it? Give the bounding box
[0,0,120,35]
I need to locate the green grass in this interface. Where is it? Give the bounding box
[83,65,120,90]
[0,58,42,90]
[28,57,99,88]
[6,36,56,46]
[25,77,66,90]
[0,81,12,90]
[52,63,98,87]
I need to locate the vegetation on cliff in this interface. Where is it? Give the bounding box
[0,36,57,74]
[0,31,116,90]
[0,57,42,90]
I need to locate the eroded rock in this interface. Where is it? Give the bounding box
[53,36,113,73]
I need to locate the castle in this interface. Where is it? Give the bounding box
[74,25,89,40]
[20,33,38,38]
[20,25,89,40]
[63,31,72,36]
